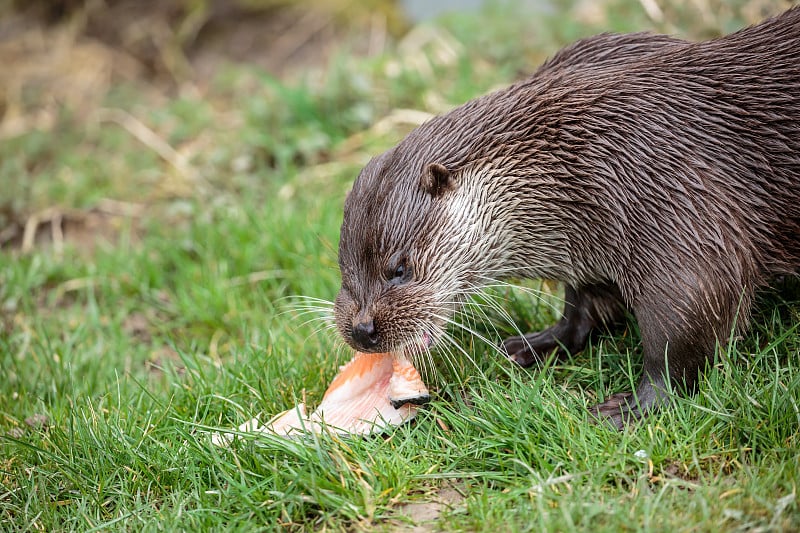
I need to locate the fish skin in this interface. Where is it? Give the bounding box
[211,351,431,444]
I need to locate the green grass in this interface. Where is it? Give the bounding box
[1,0,799,530]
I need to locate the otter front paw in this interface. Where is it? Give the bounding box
[592,380,669,429]
[590,392,639,430]
[501,331,562,367]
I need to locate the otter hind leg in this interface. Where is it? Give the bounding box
[502,284,625,367]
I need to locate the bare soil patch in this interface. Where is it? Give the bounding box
[392,484,466,531]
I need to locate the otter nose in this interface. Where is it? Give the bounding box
[351,319,379,349]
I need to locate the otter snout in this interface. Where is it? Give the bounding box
[334,288,384,352]
[351,316,379,350]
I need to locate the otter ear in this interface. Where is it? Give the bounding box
[420,163,456,197]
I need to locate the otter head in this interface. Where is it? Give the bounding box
[333,85,573,355]
[334,148,480,355]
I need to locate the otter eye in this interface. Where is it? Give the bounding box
[387,258,412,285]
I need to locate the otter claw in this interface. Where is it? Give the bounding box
[504,347,543,368]
[502,333,557,367]
[590,392,641,430]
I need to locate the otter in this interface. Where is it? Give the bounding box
[333,8,800,429]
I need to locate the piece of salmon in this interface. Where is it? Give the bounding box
[212,351,429,444]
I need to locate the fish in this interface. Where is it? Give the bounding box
[211,351,429,444]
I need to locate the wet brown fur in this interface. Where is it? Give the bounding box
[334,8,800,428]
